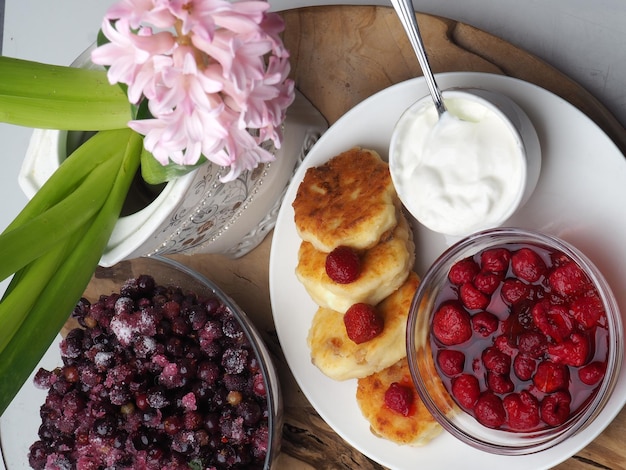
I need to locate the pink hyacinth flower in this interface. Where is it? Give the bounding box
[93,0,294,182]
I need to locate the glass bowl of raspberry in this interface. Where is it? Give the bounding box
[26,255,282,469]
[406,227,622,455]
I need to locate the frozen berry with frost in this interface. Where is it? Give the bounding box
[197,360,220,385]
[237,400,262,426]
[222,347,249,374]
[222,314,244,340]
[251,425,269,460]
[33,368,55,389]
[252,372,267,398]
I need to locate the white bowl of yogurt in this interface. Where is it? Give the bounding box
[389,88,541,237]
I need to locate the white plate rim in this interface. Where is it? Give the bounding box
[269,71,626,470]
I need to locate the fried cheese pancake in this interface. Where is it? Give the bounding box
[307,272,420,381]
[296,213,415,313]
[356,358,442,446]
[292,147,399,252]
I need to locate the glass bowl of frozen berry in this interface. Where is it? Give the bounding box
[27,255,282,469]
[406,227,622,455]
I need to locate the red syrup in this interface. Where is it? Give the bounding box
[430,242,609,432]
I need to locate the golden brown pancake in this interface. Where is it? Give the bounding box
[356,357,442,446]
[307,272,420,381]
[292,147,399,252]
[296,212,415,313]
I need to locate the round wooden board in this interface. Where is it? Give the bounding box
[282,6,625,154]
[83,5,625,470]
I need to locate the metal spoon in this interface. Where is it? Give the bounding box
[390,0,447,117]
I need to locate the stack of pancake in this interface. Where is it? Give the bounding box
[292,147,442,446]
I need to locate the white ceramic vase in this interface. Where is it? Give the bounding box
[19,90,327,266]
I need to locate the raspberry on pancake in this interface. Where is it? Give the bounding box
[356,358,442,446]
[296,212,415,313]
[307,272,420,381]
[292,147,399,252]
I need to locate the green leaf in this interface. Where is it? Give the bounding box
[3,129,134,232]
[140,147,208,184]
[0,56,131,130]
[134,97,153,120]
[0,238,69,355]
[94,27,139,120]
[0,129,143,416]
[0,130,141,282]
[0,151,121,282]
[97,28,109,47]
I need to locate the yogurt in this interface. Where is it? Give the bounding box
[389,91,527,237]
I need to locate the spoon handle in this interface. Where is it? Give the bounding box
[390,0,447,116]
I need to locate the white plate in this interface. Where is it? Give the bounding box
[269,72,626,470]
[0,336,63,469]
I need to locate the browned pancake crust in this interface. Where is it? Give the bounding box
[356,358,442,446]
[296,212,414,313]
[292,147,398,252]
